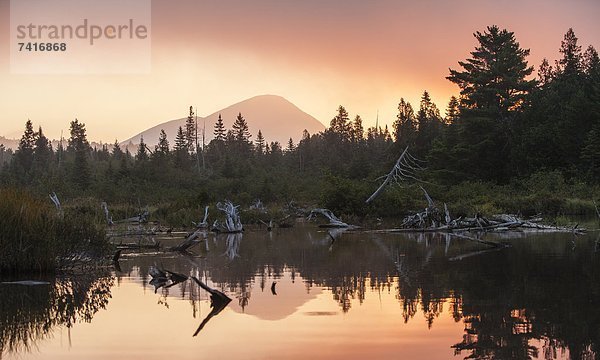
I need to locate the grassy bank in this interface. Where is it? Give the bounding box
[0,188,109,275]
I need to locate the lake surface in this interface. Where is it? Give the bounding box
[1,225,599,359]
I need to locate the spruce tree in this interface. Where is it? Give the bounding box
[173,126,189,169]
[445,96,460,124]
[68,119,91,189]
[393,98,416,149]
[185,106,196,154]
[14,119,36,175]
[232,112,251,143]
[32,126,52,176]
[214,114,226,142]
[136,136,149,162]
[352,115,364,143]
[255,130,265,155]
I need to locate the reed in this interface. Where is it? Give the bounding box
[0,188,108,275]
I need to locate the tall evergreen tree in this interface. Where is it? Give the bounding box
[112,140,123,160]
[352,115,364,143]
[214,114,226,142]
[255,130,265,155]
[415,91,442,155]
[136,136,149,162]
[231,112,252,155]
[393,98,416,149]
[445,96,460,124]
[173,126,189,169]
[286,138,295,152]
[32,126,52,176]
[232,112,251,142]
[442,25,535,181]
[447,25,535,116]
[67,119,91,189]
[155,130,170,155]
[557,28,582,77]
[185,106,196,154]
[14,119,36,175]
[329,106,351,140]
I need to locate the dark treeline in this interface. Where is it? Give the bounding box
[1,26,599,220]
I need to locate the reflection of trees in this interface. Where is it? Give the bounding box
[0,272,113,354]
[114,228,600,358]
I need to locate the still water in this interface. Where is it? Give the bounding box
[1,225,599,359]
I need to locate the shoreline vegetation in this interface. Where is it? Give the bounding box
[1,25,599,273]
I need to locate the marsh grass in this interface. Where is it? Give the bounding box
[0,188,108,275]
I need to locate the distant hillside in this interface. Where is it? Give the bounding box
[122,95,325,147]
[0,136,111,152]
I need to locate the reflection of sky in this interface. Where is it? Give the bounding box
[20,271,463,360]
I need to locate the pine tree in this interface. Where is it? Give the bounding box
[557,28,582,77]
[68,119,91,189]
[255,130,265,155]
[155,129,169,155]
[214,114,226,142]
[537,58,555,87]
[415,91,442,155]
[232,112,251,142]
[173,126,189,169]
[329,106,351,140]
[151,129,170,168]
[393,98,416,148]
[352,115,364,143]
[286,138,295,152]
[443,25,535,181]
[32,126,52,175]
[67,119,90,153]
[185,106,196,154]
[14,119,36,175]
[136,136,149,162]
[112,140,123,160]
[445,96,460,124]
[447,25,535,116]
[231,112,252,155]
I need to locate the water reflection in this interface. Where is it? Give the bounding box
[0,272,113,354]
[2,228,599,359]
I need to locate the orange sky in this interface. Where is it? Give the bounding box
[1,0,599,142]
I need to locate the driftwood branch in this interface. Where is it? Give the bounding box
[49,192,61,211]
[193,206,209,229]
[214,201,243,233]
[101,202,114,226]
[308,208,355,228]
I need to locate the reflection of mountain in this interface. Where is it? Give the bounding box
[114,228,600,359]
[227,270,321,321]
[122,95,326,147]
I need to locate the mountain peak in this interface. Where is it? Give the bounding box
[123,95,325,146]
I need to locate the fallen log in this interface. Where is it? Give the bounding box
[308,208,358,229]
[170,229,205,252]
[448,232,509,248]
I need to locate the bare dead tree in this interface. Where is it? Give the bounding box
[365,146,424,203]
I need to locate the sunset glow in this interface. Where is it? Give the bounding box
[1,0,599,142]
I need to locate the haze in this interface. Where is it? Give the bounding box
[0,0,599,142]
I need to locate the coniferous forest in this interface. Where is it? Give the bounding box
[1,26,599,223]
